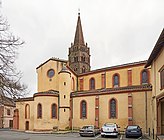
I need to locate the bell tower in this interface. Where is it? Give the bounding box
[68,13,90,74]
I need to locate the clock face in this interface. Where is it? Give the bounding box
[47,69,55,78]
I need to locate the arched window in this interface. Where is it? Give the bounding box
[74,67,78,72]
[72,77,75,90]
[160,68,164,90]
[25,104,30,119]
[81,56,85,62]
[83,57,85,62]
[51,103,57,119]
[141,70,148,84]
[109,98,117,118]
[37,103,42,119]
[82,66,85,73]
[74,57,78,62]
[81,56,83,62]
[113,74,119,88]
[89,78,95,90]
[80,100,87,119]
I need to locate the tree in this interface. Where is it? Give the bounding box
[0,14,27,98]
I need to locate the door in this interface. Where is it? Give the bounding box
[161,102,164,134]
[25,121,29,130]
[9,120,13,128]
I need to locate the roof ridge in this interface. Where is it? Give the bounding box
[79,60,147,76]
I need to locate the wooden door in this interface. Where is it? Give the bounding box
[25,121,29,130]
[161,102,164,134]
[9,120,13,128]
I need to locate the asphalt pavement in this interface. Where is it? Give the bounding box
[0,129,149,140]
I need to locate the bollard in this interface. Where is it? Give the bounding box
[153,128,154,139]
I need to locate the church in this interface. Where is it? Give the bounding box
[13,13,153,134]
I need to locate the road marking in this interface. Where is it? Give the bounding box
[120,135,123,140]
[94,134,101,139]
[89,134,101,139]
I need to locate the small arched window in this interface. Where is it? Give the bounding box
[76,57,78,62]
[113,74,119,88]
[141,70,148,84]
[37,103,42,119]
[74,57,78,62]
[109,98,117,118]
[82,66,85,73]
[51,103,57,119]
[83,57,85,62]
[25,104,30,119]
[90,78,95,90]
[74,67,78,72]
[81,56,83,62]
[72,77,75,90]
[80,100,87,119]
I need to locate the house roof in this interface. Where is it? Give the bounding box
[36,57,68,70]
[145,28,164,68]
[0,95,15,107]
[79,60,147,76]
[71,84,152,97]
[16,90,59,102]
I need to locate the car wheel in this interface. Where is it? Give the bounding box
[80,134,83,137]
[126,135,128,138]
[101,135,105,138]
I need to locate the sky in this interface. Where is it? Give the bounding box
[1,0,164,96]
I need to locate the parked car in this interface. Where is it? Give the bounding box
[125,125,142,138]
[79,125,100,137]
[101,123,120,137]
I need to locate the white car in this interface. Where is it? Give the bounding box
[101,123,120,137]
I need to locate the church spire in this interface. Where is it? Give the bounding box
[68,13,90,74]
[74,12,85,45]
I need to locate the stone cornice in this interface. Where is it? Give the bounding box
[71,84,152,97]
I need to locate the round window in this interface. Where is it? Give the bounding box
[47,69,55,78]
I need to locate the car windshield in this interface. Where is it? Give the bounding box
[127,126,138,130]
[104,123,115,127]
[82,126,93,129]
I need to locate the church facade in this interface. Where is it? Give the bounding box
[13,14,153,133]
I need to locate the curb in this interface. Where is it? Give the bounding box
[2,129,79,135]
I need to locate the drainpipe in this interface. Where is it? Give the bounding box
[58,95,60,121]
[145,91,148,133]
[71,97,73,132]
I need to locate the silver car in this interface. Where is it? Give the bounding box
[79,125,100,137]
[101,123,120,137]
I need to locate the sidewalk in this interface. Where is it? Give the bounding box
[144,134,151,140]
[144,134,164,140]
[157,135,164,140]
[24,130,79,134]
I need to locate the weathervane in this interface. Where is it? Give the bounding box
[0,0,2,8]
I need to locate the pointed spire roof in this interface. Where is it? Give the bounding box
[74,13,85,45]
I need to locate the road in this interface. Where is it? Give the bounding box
[0,130,149,140]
